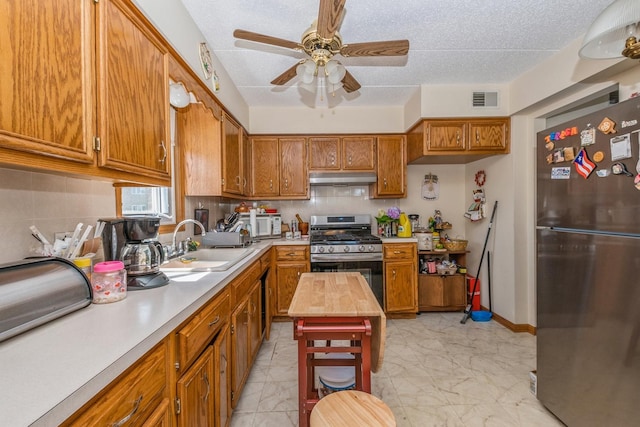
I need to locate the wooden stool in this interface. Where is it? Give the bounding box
[310,390,396,427]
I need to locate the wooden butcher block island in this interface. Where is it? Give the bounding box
[289,272,386,427]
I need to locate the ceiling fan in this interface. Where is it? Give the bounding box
[233,0,409,93]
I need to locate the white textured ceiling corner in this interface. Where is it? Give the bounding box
[180,0,615,108]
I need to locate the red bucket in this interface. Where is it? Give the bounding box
[467,276,481,311]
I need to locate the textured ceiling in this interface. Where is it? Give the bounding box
[180,0,615,108]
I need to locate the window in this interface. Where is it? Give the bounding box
[121,186,175,224]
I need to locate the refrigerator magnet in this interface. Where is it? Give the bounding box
[610,134,631,161]
[634,174,640,190]
[598,117,617,134]
[580,125,596,146]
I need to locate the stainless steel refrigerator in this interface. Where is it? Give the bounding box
[536,96,640,426]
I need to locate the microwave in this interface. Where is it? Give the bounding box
[238,213,282,239]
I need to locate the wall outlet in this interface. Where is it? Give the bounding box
[54,231,75,241]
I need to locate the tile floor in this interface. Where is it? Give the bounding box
[230,313,564,426]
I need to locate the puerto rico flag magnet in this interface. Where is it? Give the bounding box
[573,148,596,179]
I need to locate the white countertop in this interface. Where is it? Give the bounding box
[0,241,273,427]
[379,236,418,243]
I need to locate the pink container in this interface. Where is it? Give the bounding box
[91,261,127,304]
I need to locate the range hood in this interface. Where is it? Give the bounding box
[309,172,377,186]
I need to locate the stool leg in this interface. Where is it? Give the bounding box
[362,334,371,392]
[298,338,309,427]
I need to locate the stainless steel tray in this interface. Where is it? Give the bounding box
[0,257,92,343]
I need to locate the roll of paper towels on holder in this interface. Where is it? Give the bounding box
[249,209,257,238]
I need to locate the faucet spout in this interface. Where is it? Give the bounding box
[172,219,206,256]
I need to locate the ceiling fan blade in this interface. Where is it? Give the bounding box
[341,70,361,93]
[233,29,300,50]
[270,63,300,86]
[317,0,346,40]
[341,40,410,57]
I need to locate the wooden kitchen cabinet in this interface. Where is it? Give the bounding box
[407,117,510,164]
[279,138,308,197]
[97,0,171,181]
[0,0,94,163]
[222,113,244,196]
[468,119,509,151]
[214,324,231,427]
[1,0,172,185]
[371,135,406,198]
[249,137,308,199]
[309,136,375,171]
[383,242,418,315]
[249,137,280,197]
[230,261,265,408]
[177,103,223,196]
[142,397,172,427]
[273,246,310,318]
[231,294,249,408]
[62,339,169,426]
[176,345,215,427]
[417,250,468,311]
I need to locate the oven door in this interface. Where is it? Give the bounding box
[310,260,383,308]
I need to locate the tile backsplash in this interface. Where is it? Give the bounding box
[0,163,466,263]
[0,167,116,264]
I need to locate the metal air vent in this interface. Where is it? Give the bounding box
[472,91,498,107]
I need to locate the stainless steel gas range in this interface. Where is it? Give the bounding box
[309,214,383,307]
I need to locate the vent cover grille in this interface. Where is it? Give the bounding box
[472,91,498,107]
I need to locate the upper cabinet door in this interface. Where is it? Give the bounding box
[342,137,375,171]
[373,135,406,198]
[221,114,243,196]
[427,121,467,151]
[308,137,340,170]
[96,0,171,181]
[250,137,279,197]
[279,138,308,197]
[467,118,509,151]
[0,0,94,163]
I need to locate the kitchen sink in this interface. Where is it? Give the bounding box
[160,248,255,272]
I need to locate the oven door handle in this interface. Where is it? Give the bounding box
[311,254,383,262]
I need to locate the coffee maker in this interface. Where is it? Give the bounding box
[100,216,170,290]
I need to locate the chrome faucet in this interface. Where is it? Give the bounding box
[171,219,206,257]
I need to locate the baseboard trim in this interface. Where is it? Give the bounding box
[485,307,536,335]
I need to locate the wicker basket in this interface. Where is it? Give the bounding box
[443,239,468,251]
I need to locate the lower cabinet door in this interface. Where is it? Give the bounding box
[231,298,250,407]
[215,324,231,427]
[176,346,214,427]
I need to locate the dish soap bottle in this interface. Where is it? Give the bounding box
[397,212,412,237]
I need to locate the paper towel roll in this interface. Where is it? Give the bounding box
[249,209,257,237]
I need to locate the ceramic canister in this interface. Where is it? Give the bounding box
[415,231,433,250]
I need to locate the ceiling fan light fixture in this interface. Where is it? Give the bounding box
[296,60,317,84]
[325,60,346,84]
[579,0,640,59]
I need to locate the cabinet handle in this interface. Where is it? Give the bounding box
[476,129,480,144]
[297,270,301,277]
[159,141,167,164]
[392,269,397,279]
[393,250,401,254]
[221,354,227,372]
[348,155,352,165]
[112,395,142,426]
[456,131,461,146]
[284,178,289,189]
[243,177,247,189]
[208,315,220,327]
[383,178,388,188]
[202,372,210,402]
[270,179,273,190]
[235,176,241,188]
[330,154,335,165]
[287,252,296,256]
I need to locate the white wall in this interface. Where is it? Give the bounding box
[249,106,406,134]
